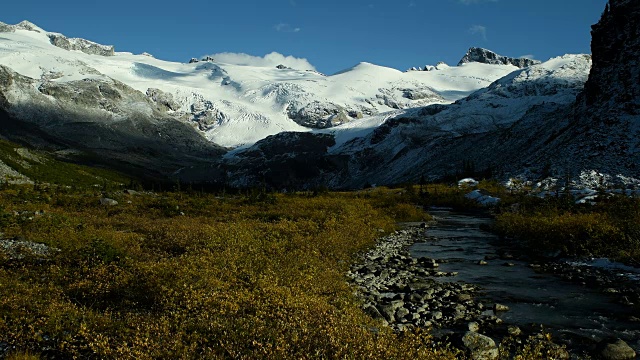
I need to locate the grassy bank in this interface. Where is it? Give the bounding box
[411,180,640,264]
[492,195,640,264]
[0,184,459,359]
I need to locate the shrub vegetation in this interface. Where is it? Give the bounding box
[0,180,458,359]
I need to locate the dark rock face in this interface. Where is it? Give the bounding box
[226,132,349,189]
[458,47,540,68]
[577,0,640,118]
[548,0,640,179]
[47,34,115,56]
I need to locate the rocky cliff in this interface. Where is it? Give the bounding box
[544,0,640,178]
[577,0,640,119]
[458,48,540,68]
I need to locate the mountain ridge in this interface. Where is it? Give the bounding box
[2,8,637,190]
[458,47,540,68]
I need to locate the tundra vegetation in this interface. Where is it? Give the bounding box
[0,140,637,358]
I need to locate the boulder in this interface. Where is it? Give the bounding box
[462,331,499,360]
[362,304,384,320]
[99,198,118,206]
[468,321,480,332]
[598,338,636,360]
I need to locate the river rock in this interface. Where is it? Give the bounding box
[462,331,499,360]
[468,321,480,332]
[363,304,384,320]
[431,311,443,320]
[395,307,410,321]
[507,325,522,336]
[493,303,510,312]
[598,338,636,360]
[378,304,396,322]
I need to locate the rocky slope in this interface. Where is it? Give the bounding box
[458,47,540,68]
[0,64,225,182]
[226,54,592,188]
[530,0,640,179]
[226,0,640,189]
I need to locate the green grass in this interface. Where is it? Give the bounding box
[0,139,129,188]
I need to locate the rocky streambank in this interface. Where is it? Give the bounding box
[347,226,527,359]
[347,226,507,332]
[349,220,639,359]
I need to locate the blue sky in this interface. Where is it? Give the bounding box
[3,0,606,74]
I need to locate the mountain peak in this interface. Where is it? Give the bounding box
[458,47,540,68]
[16,20,45,33]
[0,20,46,34]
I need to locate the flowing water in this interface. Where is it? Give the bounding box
[409,209,640,352]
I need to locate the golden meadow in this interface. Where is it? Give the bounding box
[1,140,638,358]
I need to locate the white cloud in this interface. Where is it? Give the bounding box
[519,54,536,59]
[205,52,317,71]
[469,25,487,41]
[459,0,497,4]
[275,23,301,33]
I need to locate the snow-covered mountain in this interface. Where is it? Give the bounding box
[225,54,592,188]
[0,20,518,149]
[224,0,640,190]
[3,9,636,190]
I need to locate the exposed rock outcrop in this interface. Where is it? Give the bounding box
[458,47,540,68]
[226,132,348,189]
[0,22,14,33]
[146,88,179,111]
[576,0,640,118]
[286,101,353,128]
[48,34,115,56]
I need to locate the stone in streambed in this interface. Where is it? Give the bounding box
[377,304,397,322]
[598,338,636,360]
[493,303,509,312]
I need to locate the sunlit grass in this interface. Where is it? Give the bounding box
[0,185,452,359]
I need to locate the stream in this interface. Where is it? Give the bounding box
[409,209,640,353]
